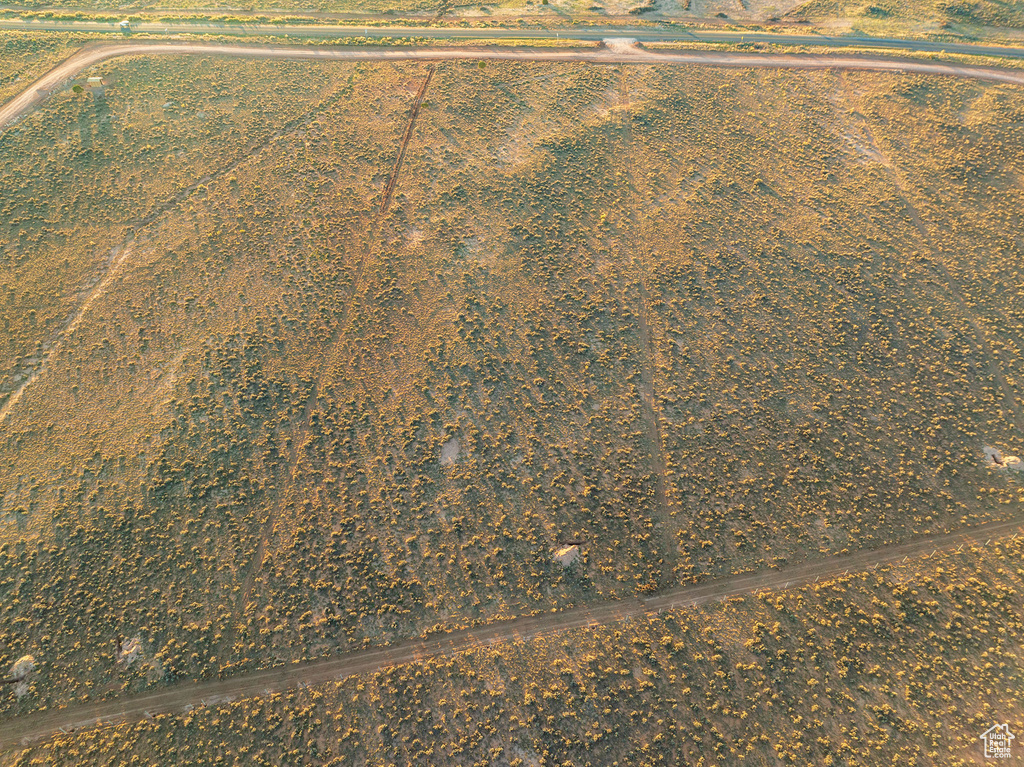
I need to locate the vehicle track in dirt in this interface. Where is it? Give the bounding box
[380,64,434,215]
[834,73,1024,437]
[5,41,1020,428]
[617,67,680,588]
[0,89,355,426]
[3,513,1023,751]
[5,40,1024,136]
[4,35,1024,754]
[227,63,438,644]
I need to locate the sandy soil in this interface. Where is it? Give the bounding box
[5,40,1024,135]
[3,34,1024,753]
[3,513,1023,751]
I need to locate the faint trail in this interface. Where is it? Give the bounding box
[0,366,38,424]
[4,513,1024,752]
[226,220,363,658]
[3,36,1024,748]
[228,225,364,640]
[842,78,1024,435]
[0,96,348,428]
[4,42,1021,422]
[380,65,434,215]
[228,63,436,638]
[617,67,679,588]
[900,193,1024,432]
[0,242,134,426]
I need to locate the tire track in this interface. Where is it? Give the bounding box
[228,62,437,640]
[0,104,335,427]
[901,192,1024,434]
[5,42,1024,135]
[841,79,1024,435]
[380,64,434,215]
[617,67,680,588]
[4,513,1023,751]
[4,36,1024,751]
[4,44,1023,427]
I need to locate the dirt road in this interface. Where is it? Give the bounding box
[2,513,1021,751]
[3,17,1024,58]
[3,40,1024,135]
[3,40,1024,423]
[4,35,1024,753]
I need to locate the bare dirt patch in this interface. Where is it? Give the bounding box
[440,437,460,466]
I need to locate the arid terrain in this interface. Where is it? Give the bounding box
[3,0,1024,30]
[2,34,1024,765]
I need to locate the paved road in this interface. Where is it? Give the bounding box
[3,17,1024,59]
[2,513,1022,751]
[4,39,1024,135]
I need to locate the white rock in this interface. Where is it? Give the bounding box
[984,446,1024,471]
[118,636,143,668]
[554,545,580,567]
[9,655,35,681]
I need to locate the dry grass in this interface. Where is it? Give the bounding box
[791,0,1024,32]
[1,55,1023,746]
[0,32,92,105]
[10,537,1024,765]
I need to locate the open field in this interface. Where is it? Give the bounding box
[2,512,1022,751]
[6,530,1024,764]
[3,0,1024,34]
[793,0,1024,32]
[1,46,1024,762]
[0,32,90,104]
